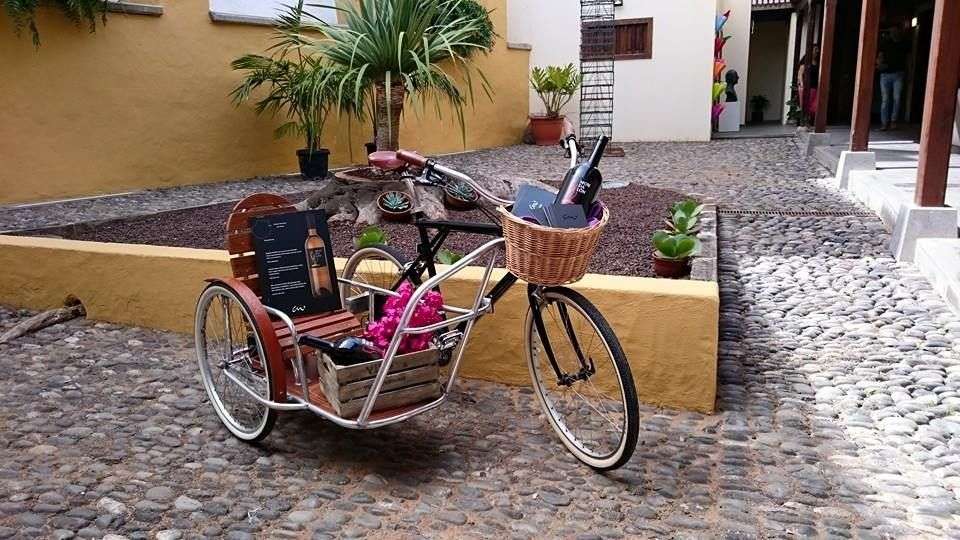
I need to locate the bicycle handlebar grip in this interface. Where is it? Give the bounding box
[396,150,428,168]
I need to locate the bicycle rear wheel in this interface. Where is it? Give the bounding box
[195,284,276,442]
[524,287,639,470]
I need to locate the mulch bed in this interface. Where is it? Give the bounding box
[21,183,689,278]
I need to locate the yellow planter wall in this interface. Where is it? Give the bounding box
[0,0,528,205]
[0,235,719,412]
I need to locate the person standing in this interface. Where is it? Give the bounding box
[877,24,909,131]
[797,47,820,127]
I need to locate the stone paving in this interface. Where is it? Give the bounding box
[2,137,960,538]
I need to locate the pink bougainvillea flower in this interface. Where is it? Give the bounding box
[364,281,444,354]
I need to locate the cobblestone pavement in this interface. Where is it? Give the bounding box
[3,137,960,538]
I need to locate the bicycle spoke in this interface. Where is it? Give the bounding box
[571,387,621,433]
[197,286,271,439]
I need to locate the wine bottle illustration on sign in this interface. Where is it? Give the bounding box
[304,213,333,298]
[556,135,609,211]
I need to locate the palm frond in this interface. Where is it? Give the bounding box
[297,0,494,147]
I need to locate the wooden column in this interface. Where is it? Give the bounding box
[850,0,881,151]
[915,0,960,207]
[814,0,837,133]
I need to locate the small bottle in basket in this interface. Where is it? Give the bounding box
[555,135,608,212]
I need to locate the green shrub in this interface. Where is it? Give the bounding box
[433,0,496,57]
[356,226,389,249]
[5,0,108,47]
[436,248,464,265]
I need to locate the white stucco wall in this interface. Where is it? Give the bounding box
[747,19,789,123]
[717,0,751,125]
[508,0,715,142]
[783,12,798,124]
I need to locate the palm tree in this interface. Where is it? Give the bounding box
[299,0,493,151]
[230,4,344,155]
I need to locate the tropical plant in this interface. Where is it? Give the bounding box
[355,225,389,248]
[431,0,495,57]
[652,231,699,261]
[230,1,350,153]
[436,248,463,265]
[671,200,704,219]
[750,94,770,111]
[530,64,582,118]
[445,180,478,202]
[665,200,703,234]
[379,191,412,212]
[5,0,108,47]
[300,0,495,151]
[785,90,802,124]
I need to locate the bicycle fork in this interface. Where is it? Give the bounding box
[527,285,595,387]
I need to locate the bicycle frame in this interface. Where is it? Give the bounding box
[223,144,594,430]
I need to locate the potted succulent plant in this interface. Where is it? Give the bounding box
[665,200,704,235]
[529,64,582,146]
[443,179,480,210]
[652,231,699,278]
[355,225,389,249]
[377,191,413,222]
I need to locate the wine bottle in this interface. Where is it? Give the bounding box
[301,335,382,366]
[555,135,609,211]
[304,213,333,298]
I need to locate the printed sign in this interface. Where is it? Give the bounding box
[251,210,341,316]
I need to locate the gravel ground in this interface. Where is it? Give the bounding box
[2,136,960,537]
[0,176,328,234]
[22,183,689,278]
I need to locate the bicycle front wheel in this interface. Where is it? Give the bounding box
[524,287,639,470]
[339,244,418,324]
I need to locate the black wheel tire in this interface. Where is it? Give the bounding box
[525,286,640,471]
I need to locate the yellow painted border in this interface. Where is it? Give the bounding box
[0,235,719,412]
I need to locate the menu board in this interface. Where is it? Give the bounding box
[250,210,341,316]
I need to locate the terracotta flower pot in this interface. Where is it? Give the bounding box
[653,255,690,279]
[528,115,565,146]
[377,191,412,223]
[443,183,480,211]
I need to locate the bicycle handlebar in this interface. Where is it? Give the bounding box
[396,149,514,207]
[396,150,428,168]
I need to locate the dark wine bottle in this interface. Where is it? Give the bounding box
[555,136,608,211]
[300,335,382,366]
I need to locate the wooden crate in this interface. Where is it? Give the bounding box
[317,347,442,418]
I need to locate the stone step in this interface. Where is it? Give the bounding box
[915,238,960,316]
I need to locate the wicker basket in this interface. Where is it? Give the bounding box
[497,204,609,286]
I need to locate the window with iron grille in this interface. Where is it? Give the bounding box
[581,18,653,61]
